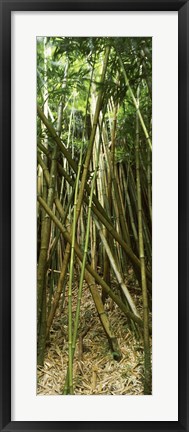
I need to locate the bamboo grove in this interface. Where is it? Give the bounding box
[37,37,152,395]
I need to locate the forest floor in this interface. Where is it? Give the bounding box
[37,273,151,395]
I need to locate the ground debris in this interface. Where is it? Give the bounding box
[37,278,151,395]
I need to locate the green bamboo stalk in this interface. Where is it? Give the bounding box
[147,147,152,221]
[38,48,111,377]
[64,48,110,392]
[37,142,57,365]
[67,109,86,395]
[94,217,140,318]
[39,147,151,284]
[63,267,122,394]
[117,51,152,151]
[45,45,111,337]
[37,110,152,283]
[37,107,110,222]
[124,181,139,245]
[37,195,145,330]
[57,59,69,137]
[102,126,131,246]
[64,132,101,394]
[135,90,152,394]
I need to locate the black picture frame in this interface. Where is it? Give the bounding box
[0,1,188,431]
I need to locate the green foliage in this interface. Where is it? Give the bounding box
[37,36,151,159]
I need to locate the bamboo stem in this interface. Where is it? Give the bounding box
[37,195,145,330]
[135,89,152,394]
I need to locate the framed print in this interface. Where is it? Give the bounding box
[0,0,188,431]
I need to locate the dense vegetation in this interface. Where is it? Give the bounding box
[37,36,152,395]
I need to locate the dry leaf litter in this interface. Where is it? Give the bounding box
[37,274,151,395]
